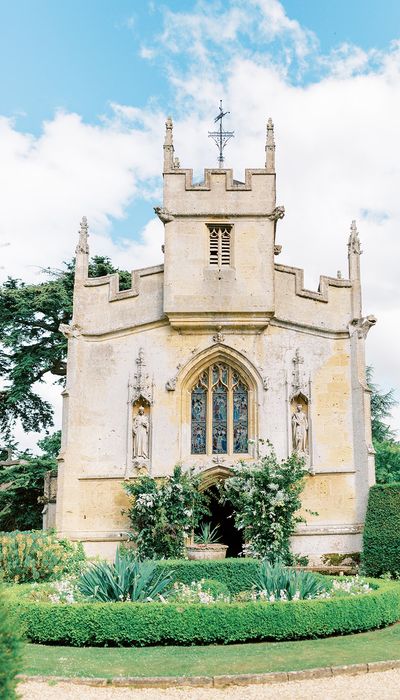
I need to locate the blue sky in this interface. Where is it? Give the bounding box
[2,0,400,134]
[1,0,400,441]
[2,0,400,240]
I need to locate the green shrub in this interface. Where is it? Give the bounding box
[0,530,85,583]
[78,548,174,602]
[222,446,309,561]
[153,558,260,595]
[251,560,326,601]
[4,578,400,647]
[201,579,230,598]
[0,587,23,699]
[362,483,400,577]
[124,465,209,559]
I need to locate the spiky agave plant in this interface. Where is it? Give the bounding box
[78,547,174,602]
[194,522,221,545]
[251,560,327,601]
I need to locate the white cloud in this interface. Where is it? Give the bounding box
[2,0,400,442]
[139,46,156,60]
[0,108,164,283]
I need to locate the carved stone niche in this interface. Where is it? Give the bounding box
[290,394,309,459]
[131,400,151,477]
[125,348,153,478]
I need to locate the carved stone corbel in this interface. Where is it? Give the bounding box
[266,205,285,222]
[257,367,270,390]
[59,323,82,339]
[212,326,225,343]
[154,206,175,224]
[349,315,377,339]
[165,363,182,391]
[166,376,177,391]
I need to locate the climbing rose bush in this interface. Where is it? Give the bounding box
[124,465,209,559]
[222,445,309,562]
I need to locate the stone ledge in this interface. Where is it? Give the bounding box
[17,658,400,689]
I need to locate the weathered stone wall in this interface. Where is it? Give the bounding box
[56,120,374,561]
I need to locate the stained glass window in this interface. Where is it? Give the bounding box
[191,372,208,454]
[233,373,248,453]
[191,363,249,455]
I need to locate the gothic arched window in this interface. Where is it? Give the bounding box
[191,363,248,455]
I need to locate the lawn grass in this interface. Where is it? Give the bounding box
[23,623,400,679]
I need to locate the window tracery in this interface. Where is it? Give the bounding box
[191,363,248,455]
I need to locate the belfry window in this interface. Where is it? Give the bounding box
[208,225,231,268]
[191,363,248,455]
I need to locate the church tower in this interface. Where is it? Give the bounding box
[158,116,284,331]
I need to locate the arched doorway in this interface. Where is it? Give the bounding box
[202,484,243,558]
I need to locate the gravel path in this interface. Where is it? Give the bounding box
[18,669,400,700]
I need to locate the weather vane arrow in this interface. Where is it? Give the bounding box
[208,99,234,168]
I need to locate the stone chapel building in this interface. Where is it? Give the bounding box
[56,116,376,561]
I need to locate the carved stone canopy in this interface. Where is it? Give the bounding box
[130,348,153,405]
[290,348,309,400]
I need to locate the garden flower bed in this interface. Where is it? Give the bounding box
[4,575,400,647]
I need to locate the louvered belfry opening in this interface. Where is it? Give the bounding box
[207,224,232,268]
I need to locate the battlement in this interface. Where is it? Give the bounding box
[163,167,276,218]
[165,167,273,192]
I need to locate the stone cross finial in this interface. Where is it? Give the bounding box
[265,117,275,172]
[348,220,361,256]
[76,216,89,255]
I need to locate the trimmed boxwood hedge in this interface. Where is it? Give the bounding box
[154,558,259,595]
[4,579,400,647]
[363,483,400,577]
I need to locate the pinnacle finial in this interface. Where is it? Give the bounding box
[348,219,361,256]
[164,116,173,145]
[163,116,175,172]
[265,117,275,172]
[76,216,89,255]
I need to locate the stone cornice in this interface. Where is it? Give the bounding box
[269,317,350,339]
[81,318,169,341]
[294,523,363,536]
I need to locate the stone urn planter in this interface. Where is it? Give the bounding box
[186,543,228,561]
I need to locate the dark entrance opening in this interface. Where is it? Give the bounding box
[203,484,243,557]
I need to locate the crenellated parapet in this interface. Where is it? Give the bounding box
[274,263,355,334]
[275,263,352,303]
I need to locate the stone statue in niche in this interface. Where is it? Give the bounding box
[291,403,308,455]
[132,406,149,459]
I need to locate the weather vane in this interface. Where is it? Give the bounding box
[208,100,234,168]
